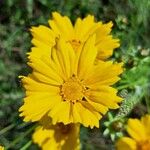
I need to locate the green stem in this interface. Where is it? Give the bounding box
[5,125,36,149]
[20,140,32,150]
[145,95,150,114]
[144,85,150,114]
[0,124,15,136]
[117,84,132,90]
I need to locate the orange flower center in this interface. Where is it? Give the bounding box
[69,39,81,50]
[60,76,87,103]
[137,139,150,150]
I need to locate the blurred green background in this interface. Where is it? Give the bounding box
[0,0,150,149]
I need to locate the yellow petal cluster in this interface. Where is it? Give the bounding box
[19,12,123,150]
[116,114,150,150]
[19,35,123,128]
[33,123,80,150]
[29,12,120,60]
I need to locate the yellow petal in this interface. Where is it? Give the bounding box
[89,85,122,103]
[42,139,59,150]
[32,126,54,146]
[116,137,137,150]
[49,12,74,40]
[96,21,113,39]
[127,119,146,141]
[28,57,63,85]
[55,38,75,78]
[51,47,67,81]
[84,61,123,86]
[30,38,52,56]
[141,114,150,136]
[33,124,80,150]
[96,36,120,60]
[20,76,59,93]
[75,102,101,128]
[30,25,56,46]
[95,21,120,60]
[74,15,101,42]
[87,90,121,109]
[48,101,72,125]
[72,103,82,123]
[28,46,51,61]
[77,34,97,80]
[19,94,61,122]
[87,100,108,115]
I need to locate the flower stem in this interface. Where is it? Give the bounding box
[5,125,36,150]
[0,124,15,136]
[20,140,32,150]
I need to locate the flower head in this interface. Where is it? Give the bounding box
[29,12,119,60]
[19,34,123,128]
[116,114,150,150]
[33,123,80,150]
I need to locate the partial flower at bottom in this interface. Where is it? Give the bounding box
[29,12,120,61]
[116,114,150,150]
[19,34,123,128]
[32,123,80,150]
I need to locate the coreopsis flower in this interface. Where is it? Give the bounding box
[33,123,80,150]
[116,114,150,150]
[29,12,119,60]
[19,34,123,128]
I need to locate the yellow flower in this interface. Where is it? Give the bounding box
[29,12,119,60]
[33,123,80,150]
[19,35,123,128]
[0,146,4,150]
[116,114,150,150]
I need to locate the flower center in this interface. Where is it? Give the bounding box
[60,76,86,103]
[69,39,81,50]
[137,139,150,150]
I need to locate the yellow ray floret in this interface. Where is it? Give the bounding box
[19,35,123,128]
[116,114,150,150]
[33,123,80,150]
[29,12,120,61]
